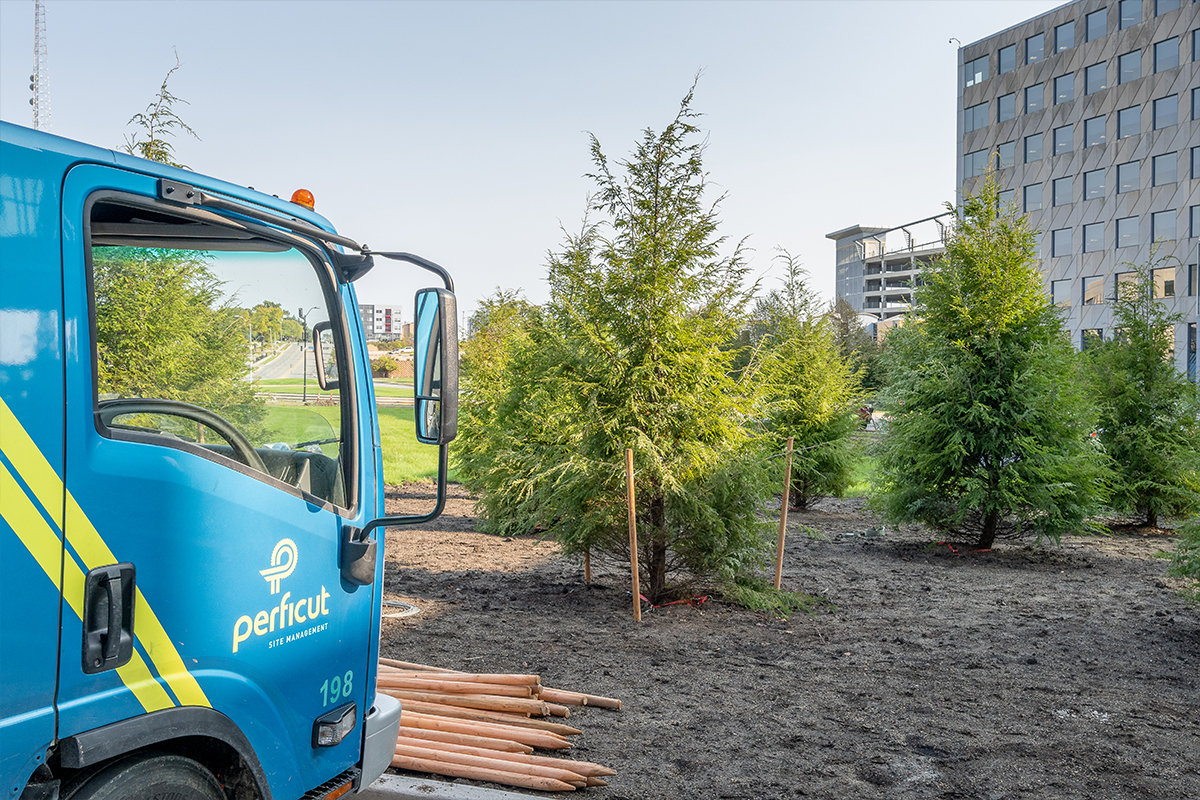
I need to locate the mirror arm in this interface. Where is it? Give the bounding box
[357,444,449,540]
[364,251,454,293]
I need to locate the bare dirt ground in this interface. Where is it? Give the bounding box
[378,482,1200,800]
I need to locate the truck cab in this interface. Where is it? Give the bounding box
[0,121,458,800]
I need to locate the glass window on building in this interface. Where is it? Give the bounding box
[1054,176,1074,206]
[1189,323,1197,383]
[1085,115,1107,146]
[1193,205,1200,237]
[1052,278,1073,305]
[1155,38,1180,71]
[1154,95,1178,128]
[1117,161,1140,193]
[1084,168,1106,199]
[1194,28,1199,62]
[1024,183,1043,211]
[1086,9,1107,41]
[1085,62,1107,94]
[1153,265,1176,297]
[999,44,1016,74]
[998,93,1016,122]
[997,141,1016,168]
[1084,222,1105,252]
[1152,209,1177,242]
[1025,133,1044,162]
[1027,32,1044,63]
[965,56,988,87]
[1053,125,1073,155]
[1117,216,1139,247]
[1084,276,1105,304]
[999,188,1015,209]
[1119,0,1141,28]
[1118,51,1141,83]
[1117,105,1140,138]
[1153,152,1177,185]
[965,102,989,132]
[1026,84,1044,113]
[1052,228,1073,256]
[966,149,989,178]
[1054,74,1074,103]
[1193,87,1199,120]
[1194,147,1200,179]
[1082,329,1104,349]
[1116,271,1139,300]
[1156,0,1180,14]
[1056,21,1075,52]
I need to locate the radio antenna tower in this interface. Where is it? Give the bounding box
[31,0,52,131]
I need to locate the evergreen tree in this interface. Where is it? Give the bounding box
[1086,250,1200,528]
[456,85,772,601]
[123,54,199,169]
[756,251,862,509]
[873,175,1107,549]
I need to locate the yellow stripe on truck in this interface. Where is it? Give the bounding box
[65,498,211,708]
[1,398,210,709]
[1,460,175,712]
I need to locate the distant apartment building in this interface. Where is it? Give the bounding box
[957,0,1199,375]
[827,213,953,338]
[357,303,411,342]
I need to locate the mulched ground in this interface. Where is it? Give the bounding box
[378,482,1200,800]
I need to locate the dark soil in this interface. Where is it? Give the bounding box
[379,482,1200,800]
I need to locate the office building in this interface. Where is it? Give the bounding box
[357,303,411,342]
[957,0,1198,375]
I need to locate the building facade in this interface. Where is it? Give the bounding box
[957,0,1199,375]
[357,303,411,342]
[827,213,953,337]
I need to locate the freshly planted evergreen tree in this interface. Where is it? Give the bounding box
[873,175,1107,549]
[756,251,862,509]
[1086,250,1200,528]
[456,86,772,601]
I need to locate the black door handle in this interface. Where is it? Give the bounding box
[83,563,135,674]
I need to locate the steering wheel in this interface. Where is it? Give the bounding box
[98,398,268,474]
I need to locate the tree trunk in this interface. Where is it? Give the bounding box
[646,494,668,601]
[1145,507,1158,529]
[977,509,1000,550]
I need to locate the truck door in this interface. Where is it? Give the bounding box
[57,165,375,796]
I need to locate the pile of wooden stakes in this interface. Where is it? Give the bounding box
[378,657,622,791]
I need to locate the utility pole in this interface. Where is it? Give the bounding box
[31,0,51,131]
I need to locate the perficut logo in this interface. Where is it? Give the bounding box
[233,538,329,653]
[259,538,297,594]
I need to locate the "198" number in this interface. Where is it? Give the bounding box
[320,671,354,706]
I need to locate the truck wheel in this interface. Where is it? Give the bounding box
[61,752,225,800]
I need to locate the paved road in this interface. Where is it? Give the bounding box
[249,343,319,381]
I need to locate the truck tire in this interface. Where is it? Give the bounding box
[60,752,225,800]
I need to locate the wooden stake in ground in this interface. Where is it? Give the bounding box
[774,436,794,590]
[626,447,641,622]
[584,549,591,585]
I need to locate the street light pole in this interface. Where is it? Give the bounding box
[297,307,319,403]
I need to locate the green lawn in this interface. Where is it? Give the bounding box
[255,378,413,398]
[264,403,445,483]
[845,450,877,498]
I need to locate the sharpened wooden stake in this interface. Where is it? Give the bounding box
[775,436,794,590]
[626,448,641,622]
[584,549,591,585]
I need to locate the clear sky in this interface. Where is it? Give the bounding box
[1,0,1064,324]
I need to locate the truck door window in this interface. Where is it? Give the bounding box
[87,198,352,509]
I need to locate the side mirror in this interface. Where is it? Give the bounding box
[413,288,458,445]
[312,322,339,391]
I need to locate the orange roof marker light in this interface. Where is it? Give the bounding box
[290,188,315,209]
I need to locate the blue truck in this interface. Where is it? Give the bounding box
[1,121,458,800]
